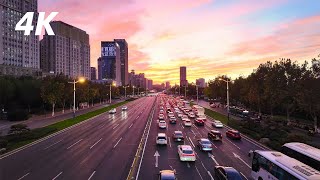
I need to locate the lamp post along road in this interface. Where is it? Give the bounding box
[68,77,85,118]
[219,78,232,121]
[132,86,135,96]
[124,86,128,99]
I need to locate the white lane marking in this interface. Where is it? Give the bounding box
[168,137,172,148]
[187,162,191,168]
[233,152,251,168]
[17,172,30,180]
[242,136,267,150]
[205,127,211,131]
[240,172,249,180]
[207,171,214,180]
[191,129,196,136]
[90,138,102,149]
[52,171,63,180]
[88,171,96,180]
[129,123,133,129]
[195,166,204,180]
[136,115,140,119]
[188,137,195,148]
[225,138,241,150]
[193,124,199,130]
[43,139,63,150]
[211,142,217,148]
[113,137,123,148]
[67,139,83,150]
[100,123,106,128]
[112,124,119,129]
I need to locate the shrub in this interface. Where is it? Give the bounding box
[285,133,309,143]
[0,139,8,148]
[8,124,30,135]
[7,109,30,121]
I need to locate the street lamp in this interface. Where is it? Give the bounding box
[137,87,141,96]
[107,82,115,104]
[132,86,135,96]
[219,78,233,121]
[123,85,128,99]
[68,77,85,118]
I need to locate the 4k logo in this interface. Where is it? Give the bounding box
[15,12,59,36]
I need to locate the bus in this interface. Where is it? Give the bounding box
[192,105,205,117]
[250,150,320,180]
[281,142,320,171]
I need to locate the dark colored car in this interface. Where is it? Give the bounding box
[197,138,212,151]
[208,130,222,141]
[158,170,177,180]
[172,131,184,142]
[214,166,243,180]
[226,130,241,140]
[194,119,205,126]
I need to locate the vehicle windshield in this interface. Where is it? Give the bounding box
[175,133,183,137]
[182,150,193,154]
[201,140,211,144]
[226,171,242,180]
[157,137,166,140]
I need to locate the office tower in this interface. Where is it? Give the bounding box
[0,0,40,76]
[196,78,206,88]
[148,79,153,90]
[166,81,170,89]
[40,21,90,79]
[90,67,96,80]
[114,39,128,86]
[180,66,188,87]
[99,41,121,85]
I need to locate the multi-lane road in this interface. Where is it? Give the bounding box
[0,96,270,180]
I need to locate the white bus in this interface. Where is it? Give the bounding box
[250,150,320,180]
[281,142,320,171]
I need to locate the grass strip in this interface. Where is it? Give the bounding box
[2,101,129,153]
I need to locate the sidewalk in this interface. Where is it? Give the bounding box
[0,100,124,135]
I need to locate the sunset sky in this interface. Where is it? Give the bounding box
[40,0,320,84]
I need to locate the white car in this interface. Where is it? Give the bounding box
[156,133,167,145]
[183,119,192,127]
[178,145,196,161]
[168,112,174,118]
[109,108,116,114]
[212,120,224,128]
[159,121,167,129]
[188,112,196,118]
[159,109,164,114]
[159,114,165,120]
[177,113,183,118]
[122,106,128,111]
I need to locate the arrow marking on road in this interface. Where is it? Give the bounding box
[154,151,160,168]
[209,153,220,165]
[187,162,191,168]
[233,152,251,168]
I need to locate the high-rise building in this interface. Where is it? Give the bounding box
[180,66,188,87]
[196,78,206,88]
[0,0,41,76]
[147,79,153,90]
[90,67,96,80]
[40,21,90,79]
[114,39,128,86]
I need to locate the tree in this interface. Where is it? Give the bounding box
[41,77,64,116]
[0,76,15,110]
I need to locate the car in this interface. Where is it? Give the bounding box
[159,109,164,114]
[197,138,212,151]
[208,130,222,141]
[156,133,168,145]
[188,112,196,118]
[158,170,177,180]
[172,131,184,142]
[197,116,206,121]
[194,118,205,126]
[183,119,192,127]
[169,116,177,124]
[214,166,242,180]
[212,120,224,128]
[226,130,241,140]
[159,121,167,129]
[159,114,165,120]
[182,115,188,119]
[177,145,196,161]
[108,108,116,114]
[160,106,164,110]
[168,112,174,118]
[177,113,183,118]
[122,106,128,111]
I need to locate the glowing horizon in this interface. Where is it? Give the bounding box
[40,0,320,84]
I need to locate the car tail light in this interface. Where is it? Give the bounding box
[183,153,195,156]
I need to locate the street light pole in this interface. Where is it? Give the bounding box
[109,85,112,104]
[124,86,128,99]
[68,77,85,118]
[196,85,199,104]
[219,78,232,121]
[133,86,135,96]
[184,85,187,99]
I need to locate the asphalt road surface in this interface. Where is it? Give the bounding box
[137,97,270,180]
[0,97,155,180]
[0,96,270,180]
